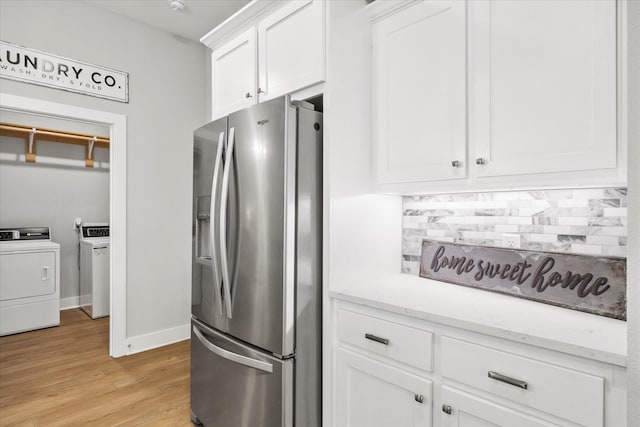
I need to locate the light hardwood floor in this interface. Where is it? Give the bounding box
[0,309,193,426]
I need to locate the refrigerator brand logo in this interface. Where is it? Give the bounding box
[419,240,626,320]
[0,40,129,103]
[257,119,269,126]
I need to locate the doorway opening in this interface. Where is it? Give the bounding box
[0,93,127,357]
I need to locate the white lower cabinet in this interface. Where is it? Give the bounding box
[335,348,432,427]
[331,300,626,427]
[440,386,554,427]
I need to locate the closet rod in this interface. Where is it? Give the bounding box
[0,122,110,146]
[0,122,109,167]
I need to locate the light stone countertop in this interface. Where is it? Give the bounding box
[330,273,627,367]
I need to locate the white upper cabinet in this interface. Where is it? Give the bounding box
[204,0,325,120]
[370,0,624,193]
[258,0,325,102]
[372,0,467,185]
[472,0,617,178]
[211,28,257,118]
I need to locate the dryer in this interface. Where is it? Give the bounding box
[0,227,60,336]
[79,224,110,319]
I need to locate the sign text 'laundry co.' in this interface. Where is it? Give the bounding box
[0,41,128,103]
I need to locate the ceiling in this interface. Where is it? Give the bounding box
[85,0,252,42]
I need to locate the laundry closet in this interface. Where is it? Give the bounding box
[0,110,110,336]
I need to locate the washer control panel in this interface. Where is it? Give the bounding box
[80,224,110,239]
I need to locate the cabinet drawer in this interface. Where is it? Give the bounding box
[441,336,604,427]
[337,308,433,372]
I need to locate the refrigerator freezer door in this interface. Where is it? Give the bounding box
[223,97,296,356]
[193,117,228,332]
[190,319,293,427]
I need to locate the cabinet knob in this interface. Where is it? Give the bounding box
[414,394,424,403]
[257,87,264,94]
[442,404,452,415]
[475,157,487,165]
[451,160,461,168]
[245,92,253,98]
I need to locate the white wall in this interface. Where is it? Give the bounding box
[0,0,207,345]
[321,3,402,424]
[325,0,402,289]
[626,0,640,422]
[0,111,110,307]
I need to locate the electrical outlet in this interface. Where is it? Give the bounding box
[502,233,521,249]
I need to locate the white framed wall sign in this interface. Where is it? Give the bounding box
[0,40,129,103]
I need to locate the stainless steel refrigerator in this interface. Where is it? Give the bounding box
[190,96,322,427]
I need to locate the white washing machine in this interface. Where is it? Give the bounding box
[0,227,60,336]
[79,224,110,319]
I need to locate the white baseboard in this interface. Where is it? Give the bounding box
[124,323,190,355]
[60,296,80,310]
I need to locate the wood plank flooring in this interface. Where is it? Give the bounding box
[0,309,193,426]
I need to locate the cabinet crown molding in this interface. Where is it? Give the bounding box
[367,0,423,23]
[200,0,281,48]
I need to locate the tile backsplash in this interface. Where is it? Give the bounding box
[402,188,628,275]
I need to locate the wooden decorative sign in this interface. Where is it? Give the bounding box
[1,40,129,103]
[419,240,626,320]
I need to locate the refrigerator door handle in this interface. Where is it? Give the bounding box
[219,126,235,319]
[209,131,225,316]
[192,325,273,373]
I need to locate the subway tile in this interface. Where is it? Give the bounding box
[495,224,519,232]
[559,199,589,208]
[572,189,605,199]
[518,225,544,233]
[542,225,572,234]
[586,235,620,246]
[401,188,627,270]
[558,217,589,226]
[519,208,546,216]
[558,234,587,243]
[589,199,620,208]
[571,244,603,255]
[601,227,627,236]
[602,246,626,257]
[493,191,521,201]
[603,207,627,217]
[542,242,572,253]
[589,217,623,227]
[569,226,601,236]
[507,217,533,225]
[531,200,553,208]
[528,233,559,243]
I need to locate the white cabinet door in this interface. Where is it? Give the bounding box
[335,348,432,427]
[441,386,556,427]
[211,28,257,119]
[373,0,467,185]
[257,0,325,102]
[472,0,617,178]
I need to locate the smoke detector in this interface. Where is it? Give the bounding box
[168,0,186,11]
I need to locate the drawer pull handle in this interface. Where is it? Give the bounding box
[364,333,389,345]
[488,371,528,390]
[442,404,452,415]
[414,394,424,403]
